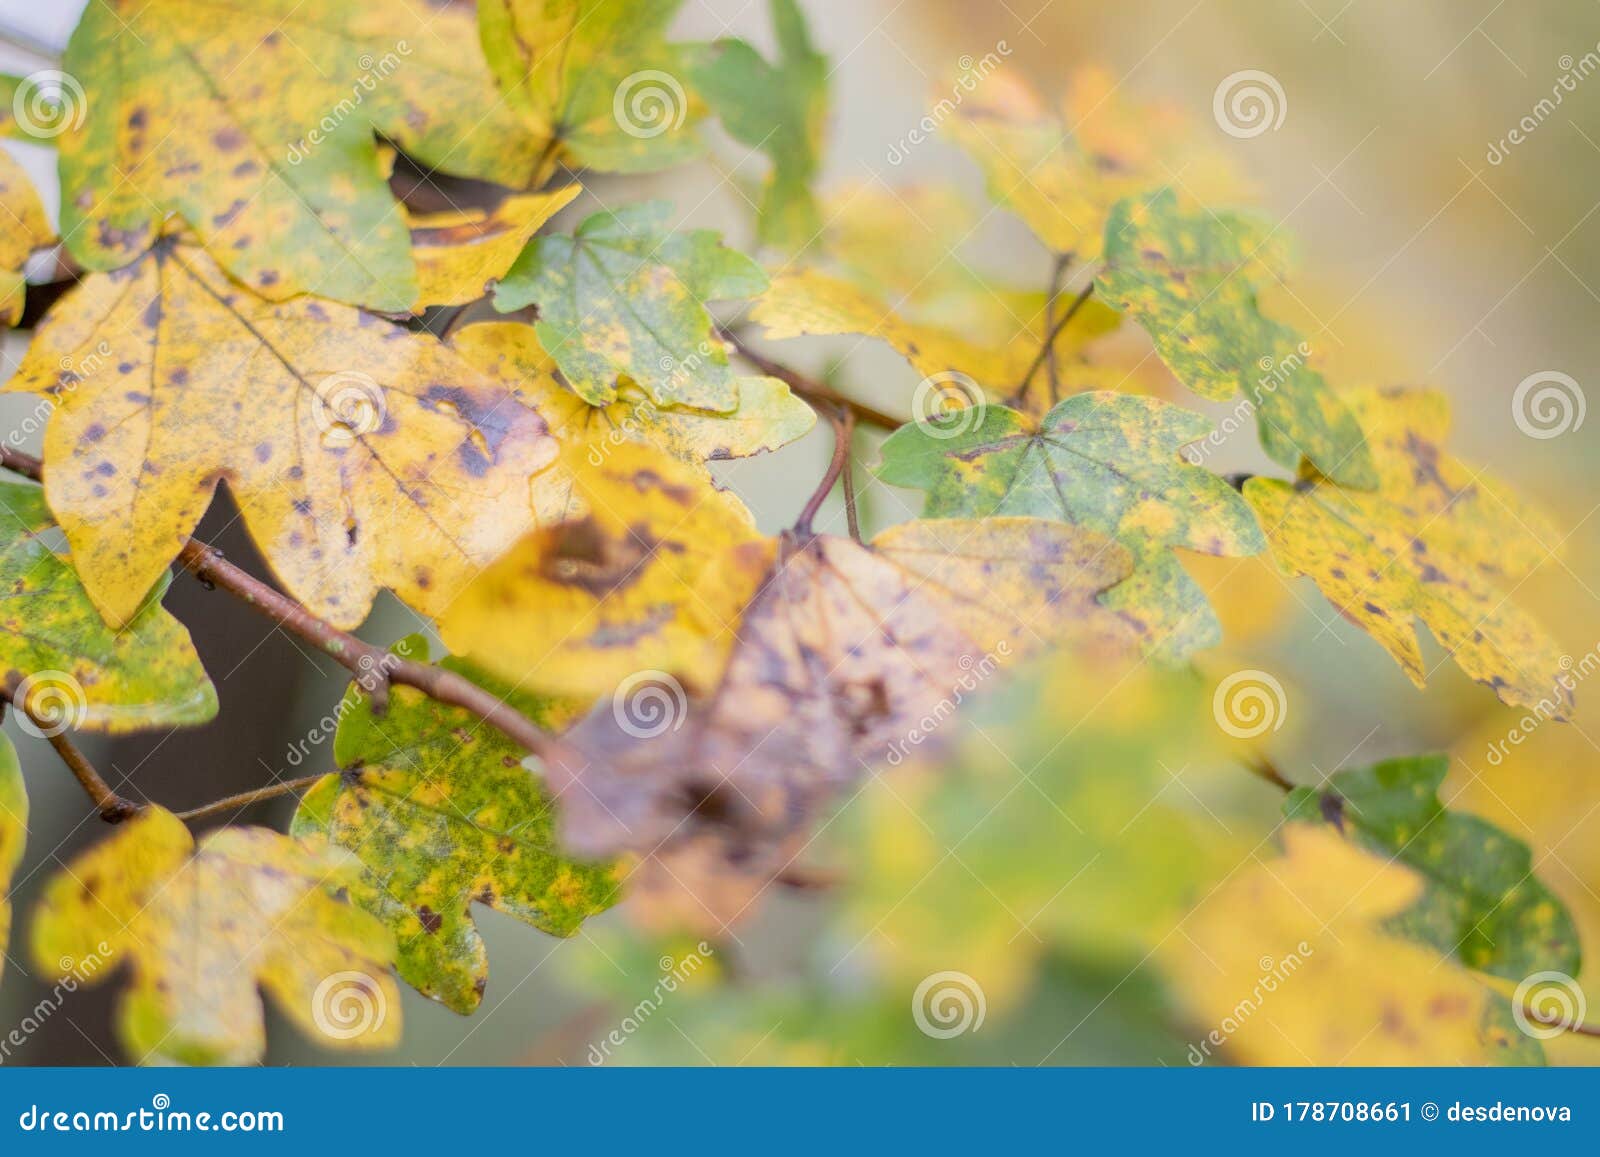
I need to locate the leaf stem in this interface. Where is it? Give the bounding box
[1014,282,1096,403]
[720,327,904,431]
[794,403,853,537]
[1043,255,1071,402]
[173,773,328,823]
[1246,755,1295,793]
[0,447,556,760]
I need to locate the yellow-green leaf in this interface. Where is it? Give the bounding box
[292,639,620,1014]
[5,230,556,630]
[409,185,581,310]
[691,0,826,249]
[449,321,814,512]
[0,733,24,984]
[1096,189,1377,487]
[877,393,1265,661]
[441,441,777,697]
[59,0,537,309]
[0,476,216,732]
[0,149,50,325]
[494,200,767,409]
[32,806,399,1065]
[1243,387,1568,713]
[479,0,701,175]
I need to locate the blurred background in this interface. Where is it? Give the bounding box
[1,0,1598,1065]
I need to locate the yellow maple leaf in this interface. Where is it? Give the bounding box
[5,230,555,629]
[408,185,581,310]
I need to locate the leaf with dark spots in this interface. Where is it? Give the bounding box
[1244,387,1569,714]
[58,0,540,309]
[540,516,1142,930]
[0,150,49,326]
[32,807,400,1065]
[877,392,1265,662]
[441,442,777,698]
[5,228,557,630]
[292,638,618,1015]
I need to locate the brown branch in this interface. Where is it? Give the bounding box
[174,773,328,823]
[1,690,140,822]
[720,327,904,431]
[1014,281,1096,402]
[1246,756,1295,793]
[0,446,555,759]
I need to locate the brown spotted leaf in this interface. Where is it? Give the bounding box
[31,806,400,1065]
[60,0,540,310]
[1243,387,1568,713]
[0,149,50,325]
[542,517,1140,927]
[292,639,620,1015]
[5,230,555,629]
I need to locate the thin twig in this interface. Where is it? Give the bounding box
[174,774,328,823]
[1246,756,1295,793]
[1014,282,1096,402]
[2,686,141,822]
[794,400,853,537]
[0,447,555,758]
[720,327,904,431]
[1042,255,1071,402]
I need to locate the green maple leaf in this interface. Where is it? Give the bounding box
[479,0,702,174]
[1096,189,1376,488]
[0,476,216,733]
[1285,753,1580,982]
[494,200,768,408]
[292,639,621,1015]
[691,0,827,249]
[56,0,537,310]
[877,393,1265,661]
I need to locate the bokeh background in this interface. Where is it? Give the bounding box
[1,0,1597,1065]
